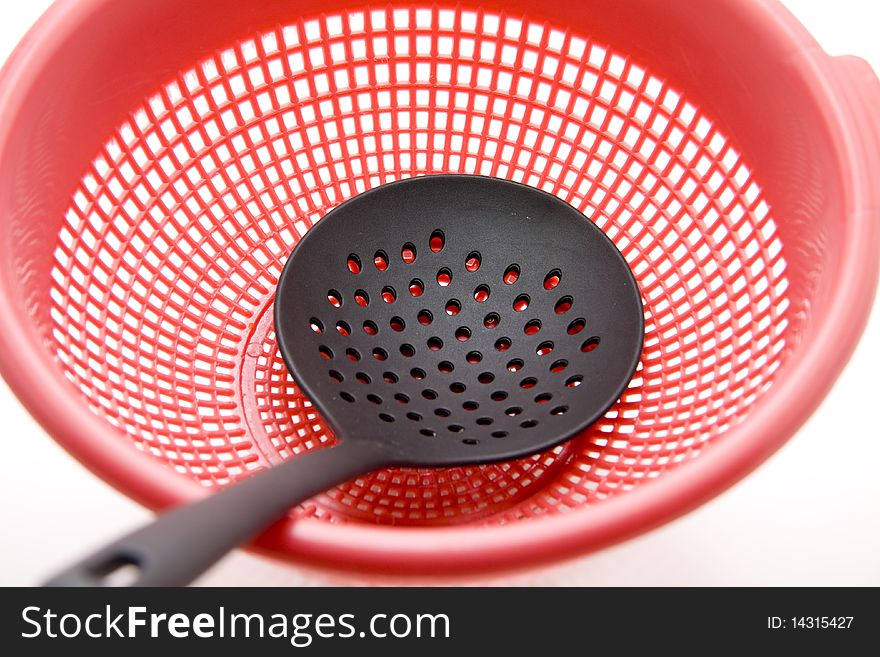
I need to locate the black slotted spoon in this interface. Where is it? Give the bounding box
[47,175,643,586]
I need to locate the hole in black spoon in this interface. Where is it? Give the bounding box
[513,294,530,312]
[437,268,452,287]
[402,243,417,263]
[536,341,554,356]
[543,269,561,290]
[503,264,520,285]
[374,250,389,271]
[430,229,445,253]
[567,318,586,335]
[465,251,482,272]
[473,285,490,303]
[347,254,362,274]
[581,337,601,352]
[400,344,416,358]
[96,557,144,587]
[327,290,342,307]
[309,318,324,333]
[354,290,370,307]
[555,296,573,314]
[445,299,462,316]
[550,359,568,373]
[390,316,406,332]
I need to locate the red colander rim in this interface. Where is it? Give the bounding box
[0,0,877,576]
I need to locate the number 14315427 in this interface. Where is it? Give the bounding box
[768,617,854,630]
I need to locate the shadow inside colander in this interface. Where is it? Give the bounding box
[240,304,586,526]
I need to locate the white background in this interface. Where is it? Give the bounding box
[0,0,877,586]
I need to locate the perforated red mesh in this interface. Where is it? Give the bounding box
[48,5,789,527]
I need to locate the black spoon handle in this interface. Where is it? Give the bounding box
[45,441,388,587]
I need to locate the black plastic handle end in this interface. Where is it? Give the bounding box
[44,441,388,587]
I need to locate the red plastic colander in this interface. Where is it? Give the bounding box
[0,0,878,576]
